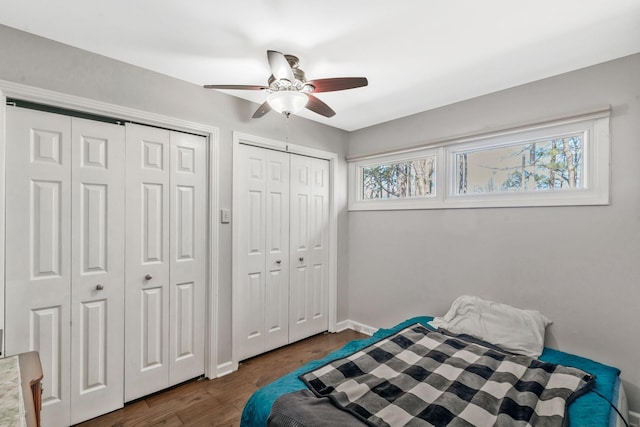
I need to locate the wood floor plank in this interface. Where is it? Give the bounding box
[76,329,366,426]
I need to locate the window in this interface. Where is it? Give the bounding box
[348,111,609,210]
[362,155,435,200]
[455,134,584,195]
[349,148,440,210]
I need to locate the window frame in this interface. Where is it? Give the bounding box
[349,146,444,210]
[348,110,610,211]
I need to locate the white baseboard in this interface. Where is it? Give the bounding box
[629,410,639,427]
[336,319,378,336]
[214,361,236,378]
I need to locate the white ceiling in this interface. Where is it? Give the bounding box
[1,0,639,131]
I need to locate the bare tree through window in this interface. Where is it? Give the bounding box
[362,156,435,200]
[456,136,583,194]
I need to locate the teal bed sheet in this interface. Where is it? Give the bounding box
[241,316,621,426]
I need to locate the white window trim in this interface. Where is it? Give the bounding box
[348,109,610,210]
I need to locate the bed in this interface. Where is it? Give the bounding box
[241,315,629,427]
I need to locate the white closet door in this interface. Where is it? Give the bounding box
[124,123,171,401]
[168,131,206,385]
[70,118,125,424]
[289,155,330,343]
[263,148,290,353]
[5,107,72,427]
[236,144,290,360]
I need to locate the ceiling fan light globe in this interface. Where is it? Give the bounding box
[267,91,308,114]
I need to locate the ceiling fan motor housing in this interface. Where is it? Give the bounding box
[267,55,312,92]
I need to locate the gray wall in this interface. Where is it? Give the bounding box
[0,24,351,365]
[3,21,639,414]
[348,53,640,411]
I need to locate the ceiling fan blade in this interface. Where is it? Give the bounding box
[305,94,336,117]
[267,50,295,82]
[204,84,267,90]
[252,101,272,119]
[306,77,368,93]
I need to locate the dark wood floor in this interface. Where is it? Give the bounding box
[77,329,367,427]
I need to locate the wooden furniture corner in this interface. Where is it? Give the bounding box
[19,352,43,427]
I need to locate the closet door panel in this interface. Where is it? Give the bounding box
[169,131,206,385]
[70,118,125,424]
[264,150,290,352]
[125,123,171,401]
[289,154,311,342]
[309,158,330,324]
[289,155,329,343]
[30,306,65,404]
[236,145,290,360]
[5,107,72,427]
[236,144,267,360]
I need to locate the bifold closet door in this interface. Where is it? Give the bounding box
[289,154,330,343]
[69,118,125,424]
[5,107,126,426]
[124,123,206,401]
[236,144,290,360]
[5,108,72,427]
[168,131,207,385]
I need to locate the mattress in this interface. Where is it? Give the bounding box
[241,316,628,426]
[613,377,630,427]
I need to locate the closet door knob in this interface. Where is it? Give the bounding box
[96,284,104,291]
[275,260,282,264]
[145,274,153,281]
[299,257,304,262]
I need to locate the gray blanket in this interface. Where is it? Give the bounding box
[268,389,367,427]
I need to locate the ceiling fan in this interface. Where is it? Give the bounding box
[204,50,368,119]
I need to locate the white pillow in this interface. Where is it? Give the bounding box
[428,295,552,358]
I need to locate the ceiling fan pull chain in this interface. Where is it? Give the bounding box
[285,112,291,148]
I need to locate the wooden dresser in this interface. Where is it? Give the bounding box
[20,352,43,427]
[0,351,43,427]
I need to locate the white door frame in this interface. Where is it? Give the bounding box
[231,131,339,371]
[0,80,221,379]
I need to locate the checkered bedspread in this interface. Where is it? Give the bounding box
[301,324,594,427]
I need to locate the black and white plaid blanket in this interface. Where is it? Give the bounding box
[301,324,594,427]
